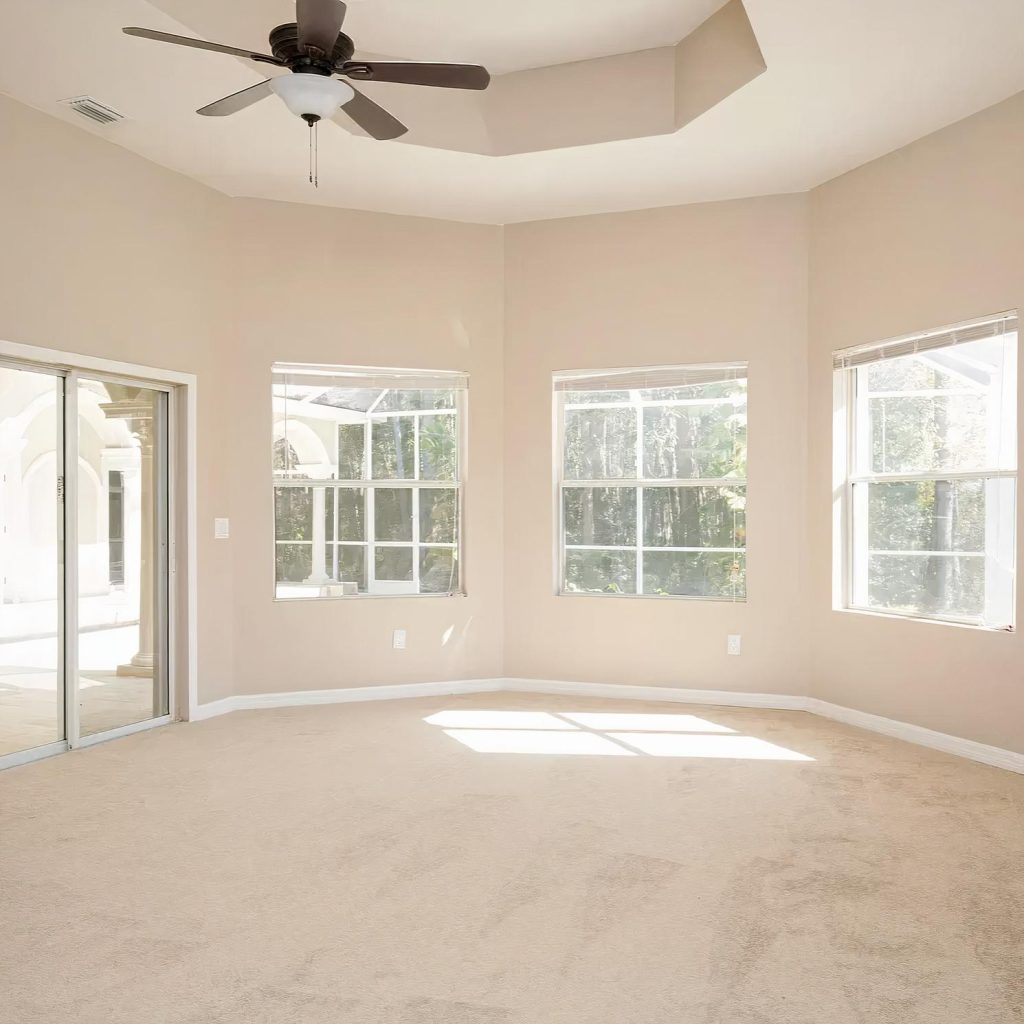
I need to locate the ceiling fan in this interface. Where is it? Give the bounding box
[122,0,490,148]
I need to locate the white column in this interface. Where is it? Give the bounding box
[304,487,330,585]
[118,440,153,677]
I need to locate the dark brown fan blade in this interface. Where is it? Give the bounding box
[197,79,274,117]
[297,0,347,55]
[122,27,284,65]
[334,86,407,140]
[339,61,490,90]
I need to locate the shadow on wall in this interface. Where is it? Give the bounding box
[424,710,813,760]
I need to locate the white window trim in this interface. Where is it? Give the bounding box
[552,370,747,602]
[832,318,1017,631]
[272,366,467,601]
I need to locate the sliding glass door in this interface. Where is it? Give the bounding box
[0,365,65,757]
[75,379,168,739]
[0,365,170,762]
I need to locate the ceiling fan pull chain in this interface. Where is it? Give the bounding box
[307,120,320,188]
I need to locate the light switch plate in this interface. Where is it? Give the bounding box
[393,629,406,650]
[727,634,741,656]
[214,517,229,539]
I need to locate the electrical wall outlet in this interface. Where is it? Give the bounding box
[727,634,742,656]
[393,629,406,650]
[214,518,229,539]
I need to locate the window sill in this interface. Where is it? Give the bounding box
[835,605,1014,633]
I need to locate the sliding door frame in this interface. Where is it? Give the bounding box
[0,340,197,770]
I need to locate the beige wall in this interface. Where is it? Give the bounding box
[0,94,237,704]
[221,199,505,695]
[503,196,811,693]
[807,91,1024,753]
[4,86,1023,753]
[0,94,505,705]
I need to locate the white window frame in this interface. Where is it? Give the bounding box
[832,313,1017,630]
[553,363,748,601]
[272,364,467,601]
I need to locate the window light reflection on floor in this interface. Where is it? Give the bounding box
[560,712,736,733]
[608,732,812,761]
[443,728,637,756]
[426,709,814,762]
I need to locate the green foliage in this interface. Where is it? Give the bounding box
[418,415,457,481]
[371,417,415,479]
[274,487,312,541]
[561,383,747,597]
[336,424,365,479]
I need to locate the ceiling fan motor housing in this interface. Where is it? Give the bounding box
[269,23,355,69]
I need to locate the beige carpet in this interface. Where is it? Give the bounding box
[2,692,1023,1024]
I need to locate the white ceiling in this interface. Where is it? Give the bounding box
[338,0,730,74]
[2,0,1024,224]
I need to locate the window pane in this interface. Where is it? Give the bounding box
[272,434,332,480]
[563,407,637,479]
[420,547,459,593]
[867,393,988,474]
[275,543,311,583]
[372,417,415,479]
[325,544,367,591]
[563,487,636,546]
[420,488,457,544]
[859,338,1016,474]
[337,423,365,479]
[337,487,365,542]
[643,487,746,548]
[866,554,983,620]
[273,437,305,477]
[376,389,456,412]
[419,414,458,480]
[856,478,1008,620]
[864,480,983,553]
[375,546,413,581]
[375,488,413,542]
[564,549,636,595]
[643,401,746,479]
[274,487,312,541]
[643,551,746,598]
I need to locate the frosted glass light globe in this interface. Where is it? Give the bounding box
[271,74,355,121]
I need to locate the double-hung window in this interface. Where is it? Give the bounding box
[554,363,747,599]
[834,313,1017,628]
[272,364,466,599]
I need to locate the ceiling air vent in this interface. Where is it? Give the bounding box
[60,96,125,126]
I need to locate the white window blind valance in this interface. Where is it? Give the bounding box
[273,364,469,391]
[553,362,747,392]
[832,313,1018,370]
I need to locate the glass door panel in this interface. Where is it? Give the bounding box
[0,366,64,756]
[76,380,168,738]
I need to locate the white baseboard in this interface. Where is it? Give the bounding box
[805,698,1024,774]
[191,678,501,721]
[500,677,808,711]
[190,676,1024,775]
